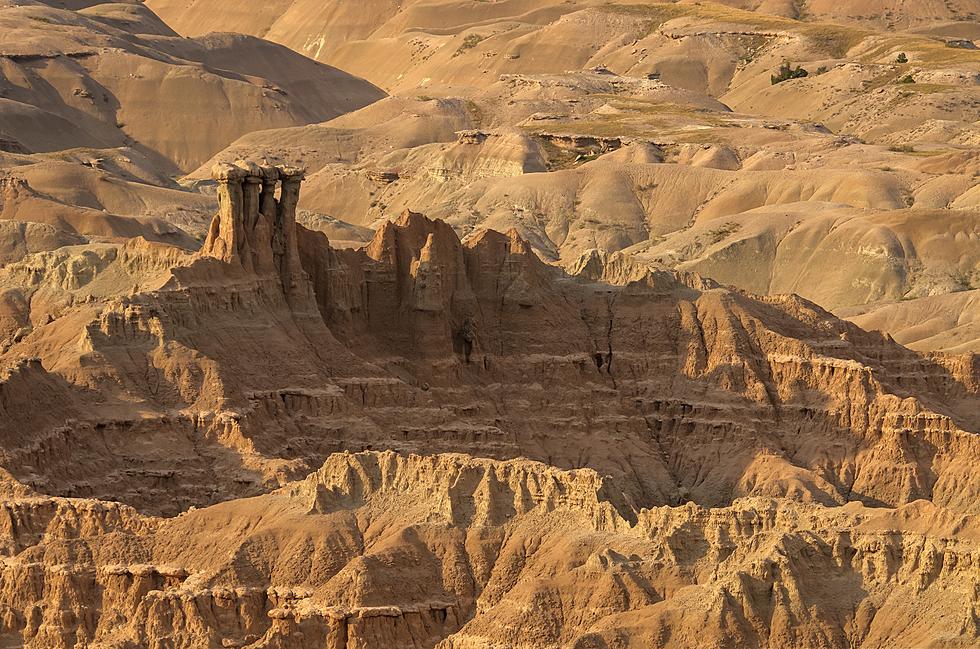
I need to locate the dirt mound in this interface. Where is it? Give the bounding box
[848,289,980,353]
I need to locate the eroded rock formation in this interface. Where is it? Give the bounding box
[202,161,308,303]
[0,452,979,648]
[0,161,977,648]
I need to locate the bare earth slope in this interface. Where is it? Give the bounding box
[170,2,980,350]
[172,0,980,351]
[145,0,980,68]
[0,0,384,171]
[196,73,980,349]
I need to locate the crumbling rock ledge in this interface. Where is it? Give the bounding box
[291,450,636,528]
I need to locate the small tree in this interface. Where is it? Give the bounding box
[896,52,908,63]
[771,61,809,85]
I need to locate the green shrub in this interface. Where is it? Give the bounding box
[771,61,809,85]
[896,52,908,63]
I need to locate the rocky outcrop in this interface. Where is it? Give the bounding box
[298,209,554,364]
[294,450,634,528]
[201,161,308,307]
[428,131,548,181]
[3,163,978,520]
[0,160,978,648]
[0,453,977,648]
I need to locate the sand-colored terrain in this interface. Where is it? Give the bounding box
[0,0,383,171]
[0,157,976,647]
[160,0,980,351]
[0,0,978,647]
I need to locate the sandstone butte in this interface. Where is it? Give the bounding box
[0,158,974,648]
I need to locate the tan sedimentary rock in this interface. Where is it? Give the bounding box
[202,160,306,296]
[5,165,978,519]
[0,453,977,648]
[10,0,980,640]
[0,161,977,648]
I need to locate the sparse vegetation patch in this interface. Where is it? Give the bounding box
[771,62,809,85]
[453,33,485,57]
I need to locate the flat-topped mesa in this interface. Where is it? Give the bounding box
[201,160,307,301]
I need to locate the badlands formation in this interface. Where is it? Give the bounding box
[0,0,978,648]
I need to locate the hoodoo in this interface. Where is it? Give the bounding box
[203,161,308,305]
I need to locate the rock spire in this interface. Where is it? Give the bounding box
[201,160,307,304]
